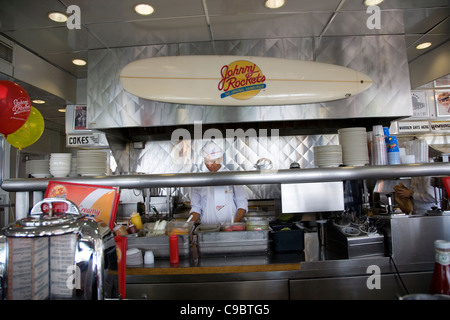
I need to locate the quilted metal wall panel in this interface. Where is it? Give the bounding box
[87,36,412,130]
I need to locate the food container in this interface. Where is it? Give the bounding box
[167,220,194,235]
[221,222,246,231]
[245,217,269,231]
[270,223,304,252]
[194,223,221,234]
[197,230,270,256]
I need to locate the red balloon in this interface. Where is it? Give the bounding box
[0,80,31,137]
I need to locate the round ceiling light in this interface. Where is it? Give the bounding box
[264,0,285,9]
[32,99,46,104]
[416,42,432,50]
[72,59,87,66]
[363,0,384,6]
[134,4,155,15]
[48,12,68,23]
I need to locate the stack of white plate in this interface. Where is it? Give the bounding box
[77,150,108,176]
[314,145,343,167]
[338,127,369,166]
[49,153,72,177]
[126,248,143,266]
[26,160,51,178]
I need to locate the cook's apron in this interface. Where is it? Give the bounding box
[202,186,236,224]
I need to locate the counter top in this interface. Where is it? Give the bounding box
[123,232,397,278]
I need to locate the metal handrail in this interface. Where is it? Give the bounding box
[2,163,450,192]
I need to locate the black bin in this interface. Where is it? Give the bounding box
[270,223,305,252]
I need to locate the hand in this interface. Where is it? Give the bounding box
[396,187,413,199]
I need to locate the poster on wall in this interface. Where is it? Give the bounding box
[436,90,450,117]
[435,77,450,88]
[411,91,428,118]
[74,105,87,130]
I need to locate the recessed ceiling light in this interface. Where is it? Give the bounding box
[134,4,154,15]
[264,0,285,9]
[72,59,87,66]
[48,12,68,23]
[58,108,66,113]
[416,42,432,50]
[363,0,384,6]
[32,99,46,104]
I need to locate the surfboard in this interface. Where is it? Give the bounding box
[119,55,373,106]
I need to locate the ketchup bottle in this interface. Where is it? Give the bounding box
[430,240,450,295]
[169,233,179,265]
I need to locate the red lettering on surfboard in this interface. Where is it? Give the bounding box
[218,60,266,100]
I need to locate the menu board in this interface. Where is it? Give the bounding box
[7,234,77,300]
[45,181,120,230]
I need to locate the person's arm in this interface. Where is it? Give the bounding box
[234,208,246,222]
[189,187,202,223]
[233,185,248,222]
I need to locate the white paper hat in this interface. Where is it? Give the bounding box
[202,141,223,160]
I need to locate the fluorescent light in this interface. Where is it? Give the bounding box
[416,42,432,50]
[32,99,46,104]
[58,108,66,113]
[265,0,285,9]
[48,12,68,23]
[363,0,384,6]
[72,59,87,66]
[134,4,154,15]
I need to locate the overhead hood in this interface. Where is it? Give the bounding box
[86,36,413,139]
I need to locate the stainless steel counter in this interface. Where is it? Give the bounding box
[123,232,434,300]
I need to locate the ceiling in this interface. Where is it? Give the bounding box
[0,0,449,131]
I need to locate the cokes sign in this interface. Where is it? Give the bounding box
[218,60,266,101]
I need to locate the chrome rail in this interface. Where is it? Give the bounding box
[2,163,450,192]
[2,163,450,220]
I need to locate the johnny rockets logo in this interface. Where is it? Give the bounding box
[218,60,266,100]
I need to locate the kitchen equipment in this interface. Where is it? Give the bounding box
[270,223,305,252]
[49,153,72,177]
[325,220,385,259]
[0,198,117,300]
[314,145,343,168]
[338,127,370,166]
[196,230,270,256]
[26,159,50,178]
[254,158,273,170]
[281,182,344,213]
[76,150,108,176]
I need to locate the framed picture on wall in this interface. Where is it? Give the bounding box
[436,90,450,117]
[434,76,450,88]
[74,105,87,130]
[411,91,429,118]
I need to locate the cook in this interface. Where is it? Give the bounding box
[189,141,248,224]
[394,176,436,214]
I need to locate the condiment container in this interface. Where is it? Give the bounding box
[221,222,246,231]
[130,211,143,230]
[167,220,193,235]
[128,224,138,234]
[430,240,450,295]
[114,224,128,236]
[246,217,269,231]
[169,234,179,264]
